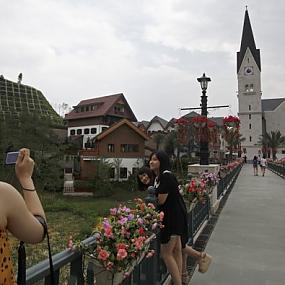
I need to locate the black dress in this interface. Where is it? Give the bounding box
[155,172,188,246]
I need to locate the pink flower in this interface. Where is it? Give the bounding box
[147,203,155,209]
[133,236,145,250]
[110,208,117,215]
[146,250,155,258]
[137,218,144,225]
[104,227,113,238]
[98,249,110,261]
[152,222,158,230]
[118,217,128,225]
[159,211,164,221]
[121,206,131,213]
[106,261,114,270]
[117,248,128,260]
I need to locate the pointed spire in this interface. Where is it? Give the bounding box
[237,8,261,72]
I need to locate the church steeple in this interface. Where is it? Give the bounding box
[237,8,261,72]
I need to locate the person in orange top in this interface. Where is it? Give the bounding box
[0,148,46,284]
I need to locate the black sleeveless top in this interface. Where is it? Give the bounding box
[155,171,188,245]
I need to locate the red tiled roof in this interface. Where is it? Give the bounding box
[96,119,149,141]
[65,93,137,121]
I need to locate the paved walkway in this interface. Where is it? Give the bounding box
[190,164,285,285]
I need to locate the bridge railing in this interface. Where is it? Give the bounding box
[217,164,242,199]
[25,164,242,285]
[267,162,285,178]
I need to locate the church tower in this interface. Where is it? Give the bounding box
[237,8,262,159]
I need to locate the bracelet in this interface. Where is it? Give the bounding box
[22,187,36,192]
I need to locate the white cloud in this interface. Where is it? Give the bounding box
[1,0,285,121]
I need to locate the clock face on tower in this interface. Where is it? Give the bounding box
[244,66,254,75]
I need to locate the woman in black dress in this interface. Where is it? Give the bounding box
[148,151,212,284]
[149,150,186,285]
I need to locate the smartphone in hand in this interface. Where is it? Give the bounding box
[5,151,20,165]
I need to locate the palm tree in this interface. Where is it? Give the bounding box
[260,131,285,160]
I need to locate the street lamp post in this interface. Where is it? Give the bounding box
[197,73,211,165]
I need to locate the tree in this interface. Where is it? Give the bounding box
[152,132,165,150]
[163,131,178,157]
[224,131,245,160]
[0,113,65,191]
[111,158,123,181]
[260,130,285,160]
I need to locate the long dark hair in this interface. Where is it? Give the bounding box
[149,150,171,176]
[136,166,154,191]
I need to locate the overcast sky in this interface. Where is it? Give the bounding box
[1,0,285,121]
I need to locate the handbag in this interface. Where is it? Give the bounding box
[17,215,55,285]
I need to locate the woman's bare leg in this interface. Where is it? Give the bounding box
[183,245,202,259]
[161,236,182,285]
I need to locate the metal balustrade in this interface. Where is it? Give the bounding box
[267,162,285,178]
[25,164,242,284]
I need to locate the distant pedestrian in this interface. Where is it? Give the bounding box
[258,154,261,166]
[260,155,267,176]
[244,154,247,163]
[253,155,258,176]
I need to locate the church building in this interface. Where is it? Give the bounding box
[237,8,285,159]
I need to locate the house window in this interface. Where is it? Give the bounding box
[84,128,90,134]
[282,150,285,154]
[250,84,254,91]
[132,167,139,175]
[77,129,82,135]
[102,127,108,132]
[70,129,75,135]
[120,167,128,179]
[249,136,252,142]
[85,106,90,112]
[109,168,115,179]
[249,123,251,129]
[245,84,249,92]
[249,114,251,120]
[114,104,125,114]
[121,144,139,152]
[91,128,97,134]
[249,105,251,111]
[108,144,115,152]
[80,107,84,112]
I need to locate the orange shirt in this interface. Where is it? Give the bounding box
[0,230,17,285]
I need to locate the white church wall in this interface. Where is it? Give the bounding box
[263,102,285,136]
[238,49,263,159]
[263,102,285,159]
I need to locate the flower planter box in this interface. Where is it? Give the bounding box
[88,258,127,285]
[86,235,155,285]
